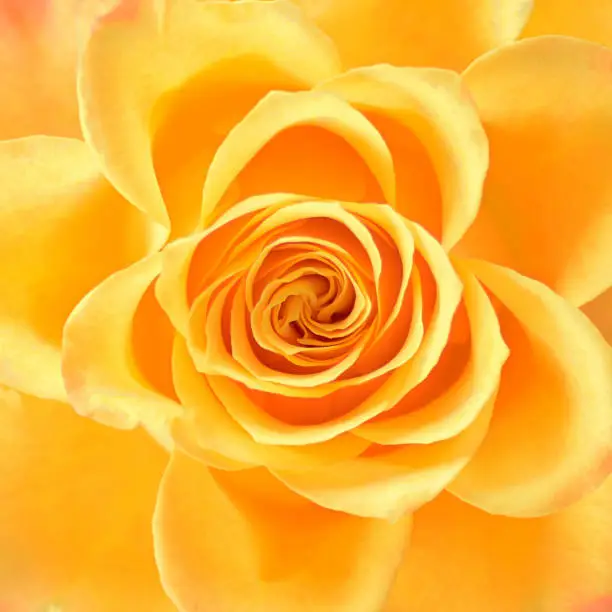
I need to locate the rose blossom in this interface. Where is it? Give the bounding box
[0,1,611,611]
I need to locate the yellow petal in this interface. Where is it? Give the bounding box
[458,37,612,306]
[0,390,173,612]
[79,0,340,233]
[153,452,409,612]
[62,254,181,440]
[198,89,395,227]
[272,389,495,519]
[448,260,612,516]
[293,0,533,70]
[0,136,154,401]
[172,335,370,471]
[0,0,117,138]
[521,0,612,48]
[318,65,489,250]
[355,266,509,445]
[385,482,612,612]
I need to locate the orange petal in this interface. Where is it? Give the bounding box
[521,0,612,48]
[317,65,489,249]
[62,254,181,440]
[385,482,612,612]
[0,0,117,138]
[0,136,154,402]
[0,390,173,612]
[293,0,533,70]
[458,37,612,306]
[448,260,612,516]
[78,0,340,233]
[153,452,409,612]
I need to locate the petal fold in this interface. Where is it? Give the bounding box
[153,452,409,612]
[458,36,612,306]
[0,390,173,612]
[0,136,153,401]
[449,260,612,516]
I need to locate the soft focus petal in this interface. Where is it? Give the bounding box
[385,481,612,612]
[521,0,612,48]
[294,0,533,70]
[458,37,612,306]
[62,254,181,438]
[153,452,409,612]
[317,65,489,249]
[0,389,173,611]
[79,0,340,233]
[0,0,118,139]
[449,261,612,516]
[0,136,154,402]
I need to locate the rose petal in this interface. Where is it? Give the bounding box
[521,0,612,48]
[78,0,340,233]
[172,336,370,471]
[153,452,409,612]
[0,136,153,401]
[199,89,396,227]
[317,65,489,249]
[355,266,509,444]
[0,390,173,612]
[458,37,612,306]
[448,260,612,516]
[62,254,181,440]
[0,0,117,138]
[293,0,533,70]
[385,482,612,612]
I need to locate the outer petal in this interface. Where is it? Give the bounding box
[448,261,612,517]
[293,0,533,70]
[0,390,173,612]
[385,482,612,612]
[78,0,341,233]
[0,0,118,139]
[153,452,409,612]
[317,65,489,249]
[521,0,612,48]
[457,37,612,306]
[0,136,154,402]
[62,254,181,438]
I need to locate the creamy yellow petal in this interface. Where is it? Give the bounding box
[0,136,153,401]
[293,0,533,71]
[62,254,181,439]
[385,482,612,612]
[79,0,340,233]
[0,390,173,612]
[0,0,118,138]
[521,0,612,48]
[318,65,489,248]
[448,261,612,516]
[153,452,409,612]
[458,37,612,306]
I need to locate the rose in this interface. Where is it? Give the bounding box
[1,1,611,611]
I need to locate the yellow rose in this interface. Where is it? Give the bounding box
[1,0,611,611]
